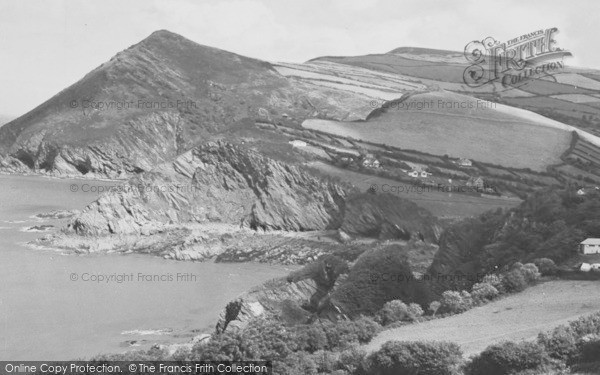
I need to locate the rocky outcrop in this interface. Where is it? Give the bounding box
[0,155,30,174]
[214,278,319,332]
[67,141,347,236]
[341,193,442,242]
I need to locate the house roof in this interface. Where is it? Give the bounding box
[581,238,600,245]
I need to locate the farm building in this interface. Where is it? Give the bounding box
[420,171,432,178]
[408,170,419,178]
[457,158,472,167]
[362,157,380,169]
[289,140,307,148]
[580,238,600,254]
[466,177,485,189]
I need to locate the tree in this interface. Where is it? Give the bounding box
[331,246,431,317]
[537,326,578,364]
[467,341,552,375]
[377,300,408,325]
[521,263,541,283]
[501,269,527,292]
[533,258,558,276]
[366,341,464,375]
[440,290,472,314]
[407,303,424,320]
[471,282,499,303]
[429,301,441,317]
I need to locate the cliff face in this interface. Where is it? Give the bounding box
[68,141,347,236]
[341,193,442,242]
[32,140,442,264]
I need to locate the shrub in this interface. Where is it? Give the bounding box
[351,316,382,343]
[537,326,578,364]
[568,312,600,337]
[471,282,499,303]
[337,346,368,374]
[429,301,441,316]
[407,303,424,320]
[440,290,472,314]
[482,274,505,294]
[276,351,318,375]
[578,336,600,363]
[521,263,541,283]
[312,350,337,373]
[378,300,409,325]
[321,316,381,348]
[501,269,528,292]
[365,340,464,375]
[331,246,432,317]
[460,290,474,308]
[466,341,552,375]
[194,317,297,361]
[533,258,558,276]
[294,325,328,353]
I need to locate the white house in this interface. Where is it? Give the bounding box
[362,154,380,169]
[420,171,432,178]
[466,177,485,190]
[457,158,472,167]
[408,170,419,178]
[580,238,600,254]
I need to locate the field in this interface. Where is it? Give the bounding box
[555,164,600,184]
[570,140,600,165]
[364,280,600,357]
[554,73,600,90]
[303,91,573,171]
[307,161,521,219]
[312,54,467,83]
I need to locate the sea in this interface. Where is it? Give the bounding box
[0,174,291,359]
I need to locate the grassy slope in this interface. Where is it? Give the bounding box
[312,51,600,132]
[303,91,573,171]
[364,280,600,356]
[0,30,290,150]
[307,161,521,219]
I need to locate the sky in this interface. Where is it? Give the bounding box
[0,0,599,117]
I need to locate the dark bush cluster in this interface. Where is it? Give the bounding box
[376,300,424,325]
[537,312,600,366]
[466,341,554,375]
[363,341,464,375]
[331,245,431,317]
[466,312,600,375]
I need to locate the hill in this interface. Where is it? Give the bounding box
[0,115,13,126]
[302,90,576,171]
[0,31,374,178]
[311,49,600,133]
